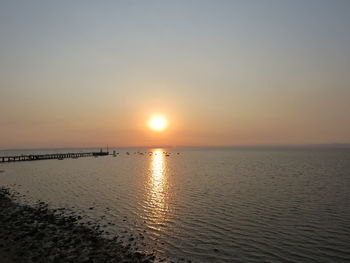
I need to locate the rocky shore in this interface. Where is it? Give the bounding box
[0,187,157,263]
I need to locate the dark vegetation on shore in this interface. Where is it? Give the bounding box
[0,187,159,263]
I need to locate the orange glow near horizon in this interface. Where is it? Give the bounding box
[148,115,168,132]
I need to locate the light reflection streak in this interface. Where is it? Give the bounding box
[144,149,170,232]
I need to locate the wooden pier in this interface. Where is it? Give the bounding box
[0,151,109,163]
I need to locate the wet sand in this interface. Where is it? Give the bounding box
[0,250,15,263]
[0,187,158,263]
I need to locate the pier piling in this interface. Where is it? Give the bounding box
[0,151,109,163]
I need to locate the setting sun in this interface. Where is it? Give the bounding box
[148,115,168,131]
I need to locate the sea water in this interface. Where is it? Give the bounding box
[1,148,350,262]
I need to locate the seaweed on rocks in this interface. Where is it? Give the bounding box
[0,187,156,263]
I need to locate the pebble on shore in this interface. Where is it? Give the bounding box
[0,187,157,263]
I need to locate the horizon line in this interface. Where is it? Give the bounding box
[1,143,350,151]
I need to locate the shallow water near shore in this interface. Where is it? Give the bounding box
[1,148,350,262]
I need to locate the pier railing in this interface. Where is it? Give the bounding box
[0,152,109,163]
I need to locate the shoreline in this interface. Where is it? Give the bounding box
[0,187,159,263]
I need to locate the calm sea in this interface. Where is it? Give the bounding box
[1,148,350,262]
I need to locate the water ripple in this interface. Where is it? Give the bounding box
[1,148,350,262]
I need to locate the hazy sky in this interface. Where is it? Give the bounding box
[1,0,350,149]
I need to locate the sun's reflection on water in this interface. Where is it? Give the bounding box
[144,149,170,232]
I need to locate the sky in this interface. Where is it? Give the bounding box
[1,0,350,149]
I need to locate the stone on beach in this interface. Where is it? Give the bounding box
[0,187,157,263]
